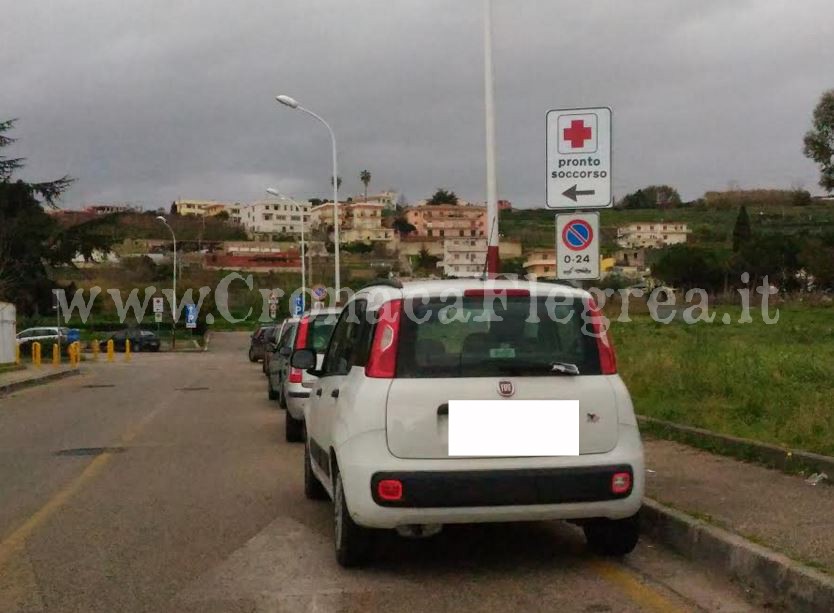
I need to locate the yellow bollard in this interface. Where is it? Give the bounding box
[52,343,60,367]
[92,340,100,361]
[107,339,115,362]
[68,342,76,368]
[75,341,82,368]
[32,342,41,368]
[125,339,131,362]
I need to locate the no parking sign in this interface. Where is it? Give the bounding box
[555,213,600,280]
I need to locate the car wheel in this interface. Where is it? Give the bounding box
[248,348,257,363]
[304,438,328,501]
[285,410,304,442]
[333,471,372,567]
[583,513,640,557]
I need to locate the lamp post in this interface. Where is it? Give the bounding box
[156,216,177,350]
[275,94,341,301]
[266,189,307,313]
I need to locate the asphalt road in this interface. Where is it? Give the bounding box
[0,332,762,613]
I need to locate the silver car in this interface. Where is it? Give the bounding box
[268,308,340,442]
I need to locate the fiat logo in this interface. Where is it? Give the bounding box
[498,380,515,397]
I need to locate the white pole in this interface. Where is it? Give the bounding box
[484,0,499,276]
[298,107,340,301]
[295,201,307,312]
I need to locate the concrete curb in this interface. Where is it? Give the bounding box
[642,498,834,612]
[0,368,82,397]
[638,415,834,480]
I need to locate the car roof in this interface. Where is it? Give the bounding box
[354,279,590,308]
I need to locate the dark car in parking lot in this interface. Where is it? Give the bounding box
[248,324,277,363]
[99,330,161,352]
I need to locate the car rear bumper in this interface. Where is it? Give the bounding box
[285,384,310,419]
[334,426,644,529]
[370,465,633,508]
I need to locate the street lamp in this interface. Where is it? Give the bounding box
[156,215,177,349]
[275,94,341,300]
[266,188,307,313]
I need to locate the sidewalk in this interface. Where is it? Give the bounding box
[0,363,81,396]
[644,438,834,573]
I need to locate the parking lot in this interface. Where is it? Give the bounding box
[0,332,761,612]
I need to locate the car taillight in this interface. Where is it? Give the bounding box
[377,479,403,501]
[289,367,303,383]
[365,299,402,378]
[611,472,631,495]
[295,316,310,349]
[586,298,617,375]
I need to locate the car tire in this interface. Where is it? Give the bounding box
[333,471,372,567]
[583,513,640,557]
[248,348,257,363]
[285,411,304,442]
[304,438,328,501]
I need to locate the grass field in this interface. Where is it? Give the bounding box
[611,302,834,455]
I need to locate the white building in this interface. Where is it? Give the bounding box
[241,199,312,239]
[172,200,241,222]
[441,238,487,278]
[616,222,690,249]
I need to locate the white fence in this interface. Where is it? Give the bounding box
[0,302,16,364]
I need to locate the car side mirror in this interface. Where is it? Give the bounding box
[291,348,316,370]
[279,345,292,357]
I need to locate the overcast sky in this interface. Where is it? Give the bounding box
[3,0,833,209]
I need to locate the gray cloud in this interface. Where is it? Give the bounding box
[3,0,833,209]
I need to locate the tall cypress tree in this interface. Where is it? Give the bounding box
[732,205,751,252]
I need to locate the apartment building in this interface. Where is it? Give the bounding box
[242,199,311,239]
[173,200,229,217]
[523,249,557,280]
[310,202,393,243]
[405,204,487,239]
[616,222,690,249]
[441,238,487,278]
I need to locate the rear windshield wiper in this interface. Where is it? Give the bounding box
[551,362,580,376]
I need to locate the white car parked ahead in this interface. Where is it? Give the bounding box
[268,308,340,442]
[292,279,644,567]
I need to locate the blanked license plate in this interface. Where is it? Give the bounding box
[448,400,579,457]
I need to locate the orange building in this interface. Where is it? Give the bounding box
[404,204,486,239]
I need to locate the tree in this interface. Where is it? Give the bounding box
[427,188,458,205]
[803,90,834,192]
[392,217,417,235]
[651,245,726,293]
[360,170,371,201]
[330,176,343,190]
[0,119,72,208]
[732,205,751,252]
[0,119,113,313]
[618,185,682,209]
[415,247,439,273]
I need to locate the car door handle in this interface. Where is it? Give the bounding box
[315,388,322,397]
[331,389,340,399]
[437,403,448,416]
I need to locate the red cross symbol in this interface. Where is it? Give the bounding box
[563,119,593,149]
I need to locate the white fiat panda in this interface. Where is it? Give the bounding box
[292,279,644,567]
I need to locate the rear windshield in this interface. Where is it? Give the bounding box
[309,315,338,353]
[396,296,602,378]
